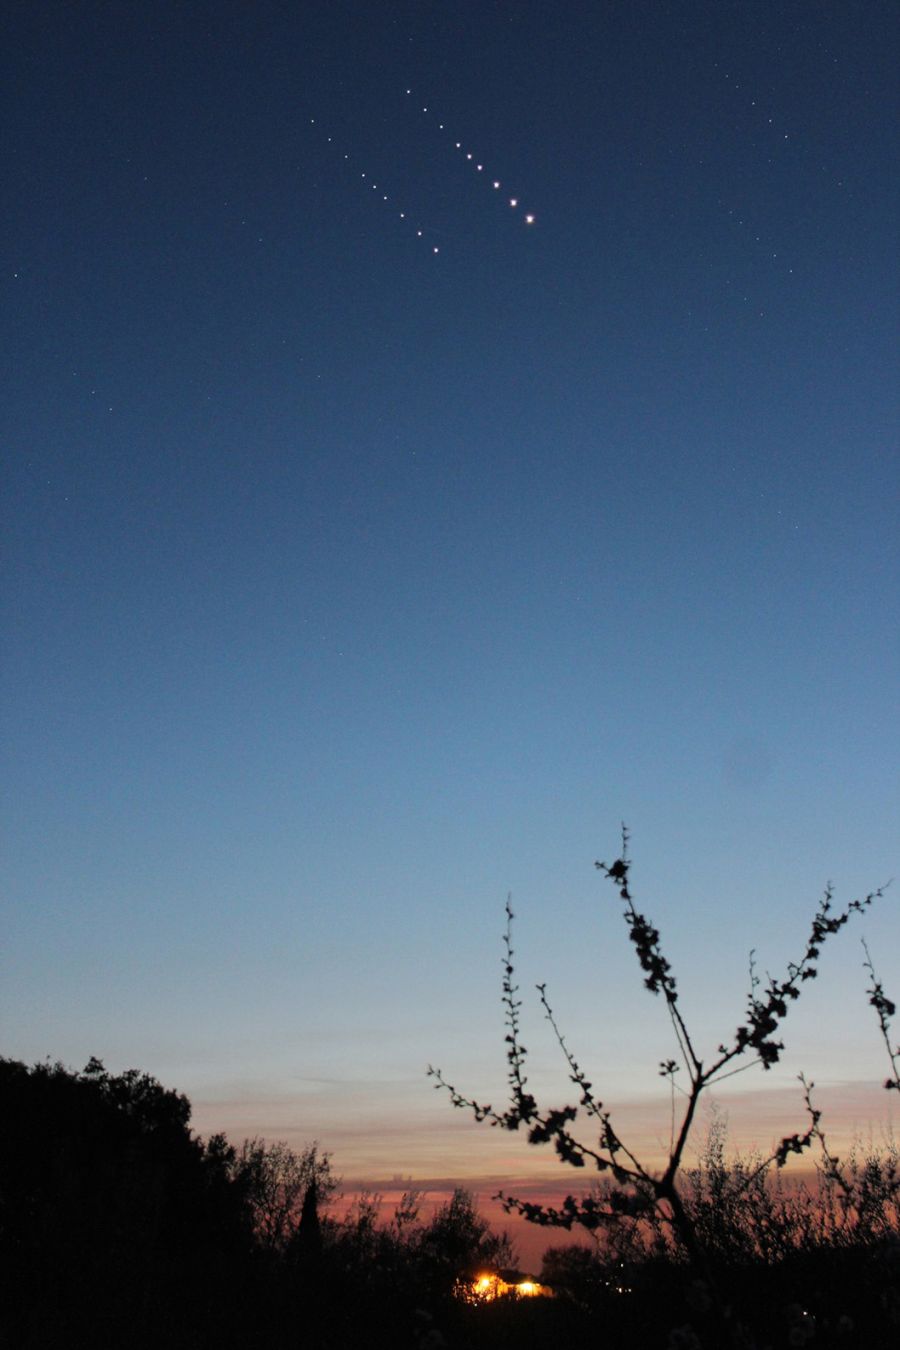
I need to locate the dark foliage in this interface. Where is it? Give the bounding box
[864,939,900,1091]
[0,1059,529,1349]
[1,1055,898,1349]
[429,830,896,1346]
[230,1136,335,1253]
[2,839,897,1350]
[0,1056,256,1349]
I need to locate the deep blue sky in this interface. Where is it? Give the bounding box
[2,1,897,1183]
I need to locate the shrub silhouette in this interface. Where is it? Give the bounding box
[864,938,900,1091]
[0,1057,254,1349]
[231,1136,335,1253]
[429,828,893,1345]
[3,836,895,1350]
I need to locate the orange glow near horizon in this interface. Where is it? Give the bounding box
[189,1075,898,1270]
[459,1271,552,1303]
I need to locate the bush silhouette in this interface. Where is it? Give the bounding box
[2,833,895,1349]
[0,1057,256,1349]
[429,828,895,1346]
[231,1136,335,1253]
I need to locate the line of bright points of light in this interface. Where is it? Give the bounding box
[309,118,441,253]
[405,89,535,225]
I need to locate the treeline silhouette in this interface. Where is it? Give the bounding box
[3,840,898,1350]
[0,1056,519,1349]
[2,1054,899,1348]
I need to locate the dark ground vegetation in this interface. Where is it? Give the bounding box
[1,1054,898,1349]
[3,834,898,1348]
[426,836,899,1348]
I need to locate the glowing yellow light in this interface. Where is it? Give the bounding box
[476,1276,492,1290]
[518,1280,536,1296]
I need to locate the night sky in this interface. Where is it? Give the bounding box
[2,0,897,1215]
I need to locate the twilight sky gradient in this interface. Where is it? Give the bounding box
[2,0,898,1232]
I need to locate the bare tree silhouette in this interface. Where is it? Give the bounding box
[429,827,889,1339]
